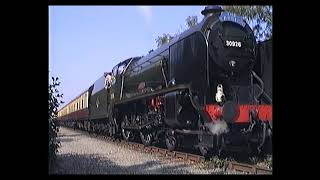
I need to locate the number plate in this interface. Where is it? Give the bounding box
[225,40,242,48]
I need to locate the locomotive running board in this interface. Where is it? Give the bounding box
[122,120,159,130]
[175,129,212,135]
[114,84,190,105]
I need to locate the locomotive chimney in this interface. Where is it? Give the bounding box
[201,5,224,18]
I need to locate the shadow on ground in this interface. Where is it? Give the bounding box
[50,153,191,175]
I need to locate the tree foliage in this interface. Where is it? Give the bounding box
[155,6,272,47]
[186,15,198,29]
[223,6,272,41]
[155,15,198,48]
[155,33,174,48]
[48,76,63,171]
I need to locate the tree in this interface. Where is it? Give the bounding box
[48,76,63,173]
[186,15,198,29]
[223,6,272,41]
[155,33,174,48]
[155,15,198,48]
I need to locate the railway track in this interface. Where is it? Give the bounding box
[227,161,272,174]
[67,127,272,174]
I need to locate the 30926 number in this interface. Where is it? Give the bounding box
[225,40,241,48]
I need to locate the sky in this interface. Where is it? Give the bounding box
[49,6,205,109]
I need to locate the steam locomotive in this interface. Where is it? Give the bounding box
[57,6,272,157]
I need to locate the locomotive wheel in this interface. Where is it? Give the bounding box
[197,119,214,158]
[165,133,177,151]
[121,121,132,141]
[140,131,153,146]
[199,146,214,158]
[107,123,113,137]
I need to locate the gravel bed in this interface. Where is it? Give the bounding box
[51,127,230,174]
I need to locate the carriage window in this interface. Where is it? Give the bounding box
[84,94,87,108]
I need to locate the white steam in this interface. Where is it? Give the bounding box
[205,120,229,135]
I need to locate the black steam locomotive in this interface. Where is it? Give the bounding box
[57,6,272,157]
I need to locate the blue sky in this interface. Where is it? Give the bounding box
[49,6,206,108]
[49,6,271,109]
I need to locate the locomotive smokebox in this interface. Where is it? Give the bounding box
[201,5,224,18]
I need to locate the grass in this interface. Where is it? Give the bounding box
[198,156,232,170]
[250,154,272,169]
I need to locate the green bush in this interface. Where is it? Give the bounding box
[48,77,63,172]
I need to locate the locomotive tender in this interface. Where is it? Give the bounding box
[57,6,272,157]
